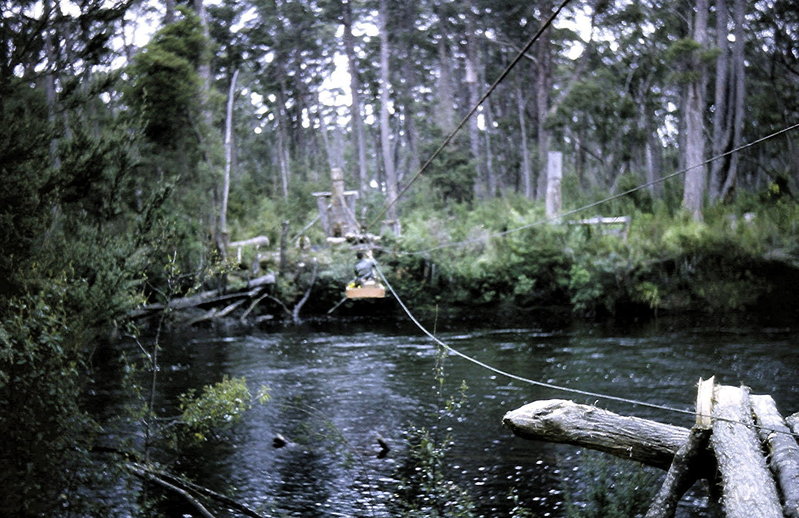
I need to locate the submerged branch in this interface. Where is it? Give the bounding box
[128,464,216,518]
[128,463,265,518]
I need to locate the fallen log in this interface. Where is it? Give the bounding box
[505,383,798,517]
[185,299,247,327]
[710,385,782,518]
[228,236,270,249]
[501,399,690,469]
[247,273,276,289]
[751,394,799,518]
[133,279,274,319]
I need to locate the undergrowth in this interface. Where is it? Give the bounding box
[390,197,799,318]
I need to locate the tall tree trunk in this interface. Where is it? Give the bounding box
[517,85,533,198]
[535,0,553,200]
[709,0,730,201]
[682,0,709,221]
[42,0,60,170]
[483,97,497,197]
[465,18,484,200]
[645,121,663,198]
[194,0,212,130]
[378,0,399,233]
[219,69,239,258]
[342,0,368,194]
[276,84,291,200]
[396,0,421,186]
[720,0,746,201]
[316,97,338,172]
[435,17,456,133]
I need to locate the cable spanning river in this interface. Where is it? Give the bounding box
[94,316,799,517]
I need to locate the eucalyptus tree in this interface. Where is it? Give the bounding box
[433,2,458,134]
[718,0,745,200]
[342,0,370,193]
[388,0,432,186]
[377,0,400,231]
[681,0,709,220]
[548,1,679,199]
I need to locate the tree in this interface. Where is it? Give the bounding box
[681,0,709,220]
[535,0,554,201]
[718,0,746,200]
[378,0,400,232]
[220,68,240,256]
[342,0,369,194]
[433,2,457,134]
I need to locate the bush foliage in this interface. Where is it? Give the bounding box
[386,197,799,319]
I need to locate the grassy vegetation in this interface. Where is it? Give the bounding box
[370,195,799,321]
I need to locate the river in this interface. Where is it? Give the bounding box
[93,314,799,517]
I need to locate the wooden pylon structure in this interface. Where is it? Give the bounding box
[503,378,799,517]
[312,167,361,242]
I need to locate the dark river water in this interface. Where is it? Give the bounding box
[94,314,799,517]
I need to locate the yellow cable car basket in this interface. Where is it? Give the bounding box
[345,280,386,299]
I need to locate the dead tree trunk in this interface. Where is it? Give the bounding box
[218,68,239,259]
[710,385,782,518]
[751,395,799,518]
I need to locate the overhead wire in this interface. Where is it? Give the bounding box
[374,264,696,417]
[373,262,799,439]
[341,0,799,439]
[368,120,799,435]
[365,0,575,232]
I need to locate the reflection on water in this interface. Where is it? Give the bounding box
[94,316,799,517]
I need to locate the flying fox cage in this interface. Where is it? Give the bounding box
[312,167,361,243]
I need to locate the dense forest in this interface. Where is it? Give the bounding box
[1,0,798,515]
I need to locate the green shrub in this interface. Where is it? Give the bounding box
[563,451,659,518]
[0,287,99,516]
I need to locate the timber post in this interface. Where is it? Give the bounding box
[312,168,360,241]
[545,151,562,219]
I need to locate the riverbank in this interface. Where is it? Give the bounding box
[234,212,799,326]
[144,199,799,328]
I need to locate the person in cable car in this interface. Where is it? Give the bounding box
[353,251,376,287]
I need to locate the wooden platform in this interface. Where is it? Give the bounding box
[345,284,386,299]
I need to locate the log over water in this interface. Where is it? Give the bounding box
[503,382,799,518]
[502,399,690,470]
[751,395,799,518]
